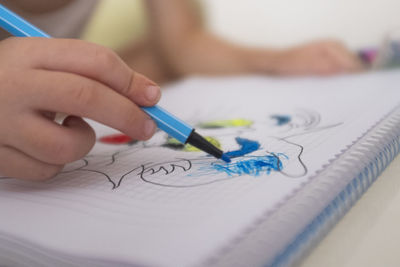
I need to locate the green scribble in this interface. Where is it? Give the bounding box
[165,136,221,152]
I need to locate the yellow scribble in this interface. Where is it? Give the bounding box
[198,119,253,129]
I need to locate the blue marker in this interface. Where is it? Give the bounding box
[0,4,231,163]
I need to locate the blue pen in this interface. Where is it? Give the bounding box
[0,4,230,163]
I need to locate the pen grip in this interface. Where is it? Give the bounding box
[142,106,193,143]
[0,4,194,145]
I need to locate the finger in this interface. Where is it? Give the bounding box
[0,145,63,180]
[22,69,157,140]
[6,114,96,165]
[326,43,363,72]
[2,37,161,106]
[336,46,364,71]
[311,60,338,76]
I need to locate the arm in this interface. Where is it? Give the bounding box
[144,0,363,79]
[145,0,259,76]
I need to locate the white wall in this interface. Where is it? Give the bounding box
[201,0,400,50]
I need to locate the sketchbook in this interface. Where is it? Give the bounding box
[1,70,400,267]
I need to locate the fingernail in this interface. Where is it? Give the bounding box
[144,119,157,138]
[145,85,160,102]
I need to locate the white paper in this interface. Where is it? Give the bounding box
[1,70,400,266]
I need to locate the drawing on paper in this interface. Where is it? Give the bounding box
[0,109,341,188]
[206,154,287,177]
[32,109,340,189]
[224,137,260,158]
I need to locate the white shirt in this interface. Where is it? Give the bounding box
[0,0,98,39]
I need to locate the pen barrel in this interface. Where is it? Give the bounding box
[0,4,226,161]
[0,4,50,37]
[0,4,197,149]
[142,106,193,144]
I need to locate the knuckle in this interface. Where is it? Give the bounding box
[70,82,97,109]
[93,45,119,69]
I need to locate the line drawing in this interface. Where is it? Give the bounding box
[0,109,342,189]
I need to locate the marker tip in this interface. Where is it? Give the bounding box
[221,153,231,163]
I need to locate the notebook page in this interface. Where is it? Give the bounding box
[1,70,400,266]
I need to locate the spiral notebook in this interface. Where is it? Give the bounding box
[1,70,400,267]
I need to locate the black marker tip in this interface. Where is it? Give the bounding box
[186,130,229,162]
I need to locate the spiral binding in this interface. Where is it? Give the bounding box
[271,106,400,267]
[203,105,400,267]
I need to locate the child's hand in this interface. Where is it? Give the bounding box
[0,38,161,180]
[269,40,364,76]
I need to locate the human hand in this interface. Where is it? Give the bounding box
[268,40,364,76]
[0,37,161,180]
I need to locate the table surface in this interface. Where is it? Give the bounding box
[300,155,400,267]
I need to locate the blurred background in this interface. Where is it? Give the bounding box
[202,0,400,50]
[84,0,400,51]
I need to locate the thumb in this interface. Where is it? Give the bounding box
[123,71,161,107]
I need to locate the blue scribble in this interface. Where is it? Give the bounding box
[225,137,260,158]
[271,115,291,126]
[212,153,287,177]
